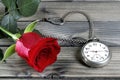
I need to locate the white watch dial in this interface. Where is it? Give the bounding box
[83,42,110,63]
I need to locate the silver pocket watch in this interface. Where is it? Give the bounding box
[80,38,111,67]
[60,11,112,67]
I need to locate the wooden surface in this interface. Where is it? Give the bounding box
[0,0,120,79]
[20,1,120,21]
[0,47,120,78]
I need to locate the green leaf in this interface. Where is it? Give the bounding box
[2,44,15,62]
[24,20,39,33]
[0,49,3,61]
[1,14,17,33]
[17,0,40,17]
[9,0,21,20]
[10,10,21,20]
[15,33,21,39]
[2,0,21,20]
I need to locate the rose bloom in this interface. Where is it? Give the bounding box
[15,32,60,72]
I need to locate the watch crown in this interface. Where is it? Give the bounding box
[88,38,99,42]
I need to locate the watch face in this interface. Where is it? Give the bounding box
[82,41,110,64]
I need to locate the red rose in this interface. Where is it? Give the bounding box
[15,32,60,72]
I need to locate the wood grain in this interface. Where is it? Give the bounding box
[19,2,120,21]
[1,0,120,1]
[1,1,120,21]
[0,47,120,78]
[16,21,120,46]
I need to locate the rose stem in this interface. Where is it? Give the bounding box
[0,26,19,40]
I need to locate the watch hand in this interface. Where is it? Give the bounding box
[89,50,106,53]
[89,51,98,52]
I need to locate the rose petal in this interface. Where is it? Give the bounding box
[15,32,41,59]
[15,40,29,59]
[19,32,41,48]
[28,38,60,72]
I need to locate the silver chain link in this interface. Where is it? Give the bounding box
[39,11,96,44]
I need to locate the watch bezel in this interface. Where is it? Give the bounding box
[80,40,112,68]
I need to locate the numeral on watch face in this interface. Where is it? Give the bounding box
[83,42,109,62]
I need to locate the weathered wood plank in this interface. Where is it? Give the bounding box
[0,79,45,80]
[1,21,120,47]
[0,0,118,2]
[0,78,120,80]
[0,1,120,21]
[1,0,120,2]
[18,2,120,21]
[18,21,120,46]
[0,39,14,47]
[0,47,119,77]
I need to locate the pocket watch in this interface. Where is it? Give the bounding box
[80,39,111,67]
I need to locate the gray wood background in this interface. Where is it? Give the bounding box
[0,0,120,79]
